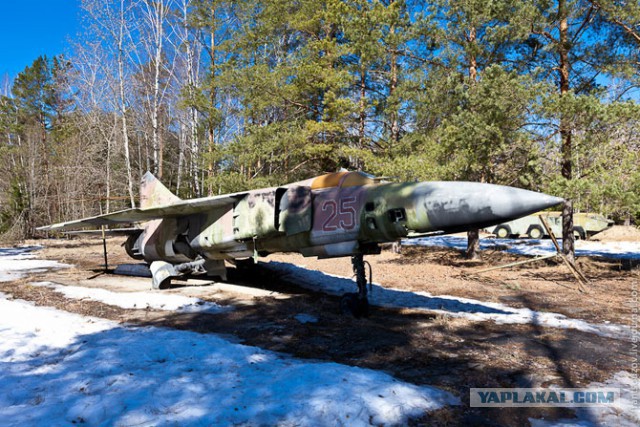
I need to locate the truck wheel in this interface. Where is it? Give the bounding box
[527,225,544,239]
[573,227,586,240]
[494,226,510,239]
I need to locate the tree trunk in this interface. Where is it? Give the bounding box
[177,121,186,194]
[466,25,480,260]
[118,0,135,208]
[176,0,201,197]
[147,0,166,179]
[559,0,575,263]
[207,5,216,196]
[390,49,399,146]
[358,67,366,168]
[191,106,200,197]
[466,230,481,260]
[105,113,114,213]
[187,26,200,197]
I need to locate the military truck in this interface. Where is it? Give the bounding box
[488,212,613,239]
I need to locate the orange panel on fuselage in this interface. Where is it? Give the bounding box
[310,172,374,190]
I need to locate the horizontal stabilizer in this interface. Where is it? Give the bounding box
[60,228,142,236]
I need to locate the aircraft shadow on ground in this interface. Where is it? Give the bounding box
[263,261,512,316]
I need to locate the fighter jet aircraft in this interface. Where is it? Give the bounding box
[38,171,562,315]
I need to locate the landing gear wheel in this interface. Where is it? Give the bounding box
[340,293,369,318]
[234,258,256,270]
[340,254,370,318]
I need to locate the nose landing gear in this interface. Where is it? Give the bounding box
[340,254,371,317]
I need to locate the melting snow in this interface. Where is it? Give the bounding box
[266,262,633,341]
[1,245,635,424]
[31,281,230,314]
[0,295,458,426]
[294,313,319,324]
[406,236,640,260]
[0,247,70,282]
[529,371,640,427]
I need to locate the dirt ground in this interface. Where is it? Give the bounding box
[2,234,639,426]
[591,225,640,242]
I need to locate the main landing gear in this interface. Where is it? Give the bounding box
[340,254,371,317]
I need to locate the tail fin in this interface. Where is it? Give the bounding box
[140,171,181,208]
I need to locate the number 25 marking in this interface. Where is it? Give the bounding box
[322,197,357,231]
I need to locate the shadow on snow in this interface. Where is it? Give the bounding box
[0,310,455,427]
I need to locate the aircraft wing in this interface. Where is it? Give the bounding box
[37,192,246,231]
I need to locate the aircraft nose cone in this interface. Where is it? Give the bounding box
[415,182,563,233]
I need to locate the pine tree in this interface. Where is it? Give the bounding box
[1,56,76,235]
[519,0,631,261]
[422,0,537,258]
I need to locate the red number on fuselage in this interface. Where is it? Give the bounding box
[321,197,357,232]
[321,200,338,231]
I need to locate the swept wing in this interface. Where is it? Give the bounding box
[37,192,246,231]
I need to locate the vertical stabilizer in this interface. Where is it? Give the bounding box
[140,171,181,208]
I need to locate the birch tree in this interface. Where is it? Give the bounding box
[138,0,174,179]
[81,0,138,207]
[69,40,120,213]
[171,0,203,196]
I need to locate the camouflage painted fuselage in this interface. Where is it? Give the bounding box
[126,171,563,264]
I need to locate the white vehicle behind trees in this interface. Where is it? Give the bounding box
[488,212,613,240]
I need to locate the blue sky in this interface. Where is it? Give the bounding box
[0,0,80,80]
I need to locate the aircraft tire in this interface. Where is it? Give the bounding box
[234,258,257,270]
[340,293,369,318]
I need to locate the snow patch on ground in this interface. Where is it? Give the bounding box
[0,295,458,426]
[266,262,633,341]
[294,313,319,324]
[31,281,230,314]
[406,236,640,260]
[529,371,640,427]
[0,247,70,282]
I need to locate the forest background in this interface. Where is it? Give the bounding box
[0,0,638,253]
